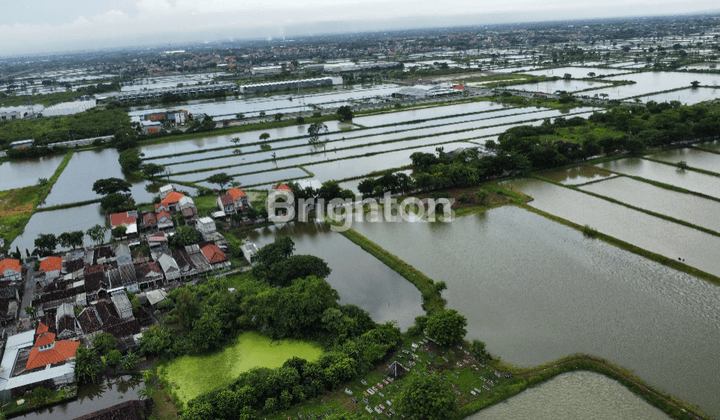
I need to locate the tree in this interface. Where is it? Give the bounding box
[34,233,58,256]
[267,255,332,287]
[93,333,118,355]
[587,72,596,78]
[563,73,572,80]
[169,225,202,249]
[395,373,457,420]
[120,351,139,371]
[101,192,134,214]
[24,306,34,317]
[231,136,241,145]
[691,80,701,89]
[86,224,108,246]
[336,105,353,121]
[470,339,487,358]
[259,132,270,140]
[308,122,328,144]
[58,231,84,249]
[426,309,467,346]
[75,346,100,384]
[119,148,143,172]
[142,163,166,181]
[112,225,127,238]
[92,178,131,195]
[274,113,284,121]
[207,172,233,191]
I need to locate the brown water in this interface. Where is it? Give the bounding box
[0,155,66,191]
[580,176,720,233]
[650,148,720,175]
[467,372,670,420]
[598,157,720,199]
[513,178,720,276]
[19,375,142,419]
[539,166,614,185]
[239,222,424,330]
[10,203,109,255]
[352,207,720,417]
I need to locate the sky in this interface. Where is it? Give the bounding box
[1,0,716,56]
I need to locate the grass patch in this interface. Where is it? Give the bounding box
[158,331,323,407]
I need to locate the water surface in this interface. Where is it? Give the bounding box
[352,207,720,417]
[0,155,65,191]
[239,222,424,330]
[468,371,670,420]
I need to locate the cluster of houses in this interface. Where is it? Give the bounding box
[0,184,241,403]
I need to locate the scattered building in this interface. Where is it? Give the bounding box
[240,243,259,264]
[0,259,22,282]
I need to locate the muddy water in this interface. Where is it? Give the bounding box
[239,222,423,330]
[539,166,614,185]
[513,178,720,276]
[580,176,720,233]
[351,207,720,417]
[467,372,670,420]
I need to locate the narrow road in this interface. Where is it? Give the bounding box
[18,263,36,331]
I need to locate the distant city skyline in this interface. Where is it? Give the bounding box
[1,0,717,56]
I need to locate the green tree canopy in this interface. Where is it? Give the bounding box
[86,224,108,246]
[395,373,457,420]
[426,309,467,346]
[58,230,84,249]
[307,122,328,144]
[100,192,135,214]
[142,163,166,181]
[34,233,58,256]
[207,172,233,191]
[92,178,132,196]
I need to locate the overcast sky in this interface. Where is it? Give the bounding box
[1,0,715,56]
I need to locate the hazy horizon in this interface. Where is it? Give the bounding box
[1,0,718,57]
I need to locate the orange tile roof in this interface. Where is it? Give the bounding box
[273,183,291,191]
[26,340,79,371]
[110,212,137,227]
[35,332,56,347]
[0,259,21,274]
[157,210,172,221]
[228,188,246,200]
[39,256,62,272]
[202,244,227,264]
[161,191,185,207]
[37,322,49,334]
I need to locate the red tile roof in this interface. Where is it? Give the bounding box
[161,191,185,207]
[228,188,246,200]
[202,244,227,264]
[143,213,157,226]
[0,259,21,274]
[157,210,172,221]
[110,212,136,227]
[39,256,62,272]
[37,322,49,334]
[219,194,234,206]
[273,183,292,191]
[26,340,79,371]
[35,332,56,347]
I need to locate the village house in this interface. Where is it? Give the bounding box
[39,256,63,281]
[159,184,175,200]
[201,244,230,270]
[196,217,216,236]
[156,210,173,230]
[240,243,259,264]
[142,212,157,231]
[157,253,181,282]
[0,323,77,400]
[172,249,197,278]
[136,262,163,289]
[55,303,78,340]
[0,259,22,282]
[227,188,249,211]
[217,194,235,215]
[161,191,185,212]
[110,291,134,320]
[110,211,138,238]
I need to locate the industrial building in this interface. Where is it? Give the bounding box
[141,110,188,126]
[239,77,333,94]
[0,105,44,120]
[112,83,238,102]
[40,99,96,117]
[392,84,463,100]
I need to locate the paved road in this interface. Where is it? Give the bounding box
[18,264,36,330]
